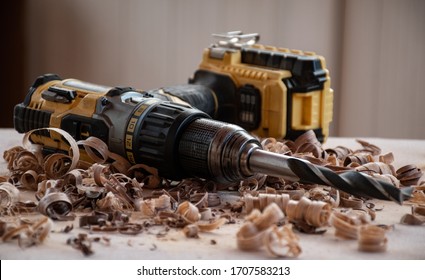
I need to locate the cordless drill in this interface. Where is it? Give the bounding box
[189,31,334,142]
[14,74,411,202]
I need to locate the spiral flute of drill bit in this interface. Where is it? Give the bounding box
[248,149,413,203]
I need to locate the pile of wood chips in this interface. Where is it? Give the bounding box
[0,129,424,257]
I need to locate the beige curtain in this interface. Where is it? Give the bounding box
[25,0,425,139]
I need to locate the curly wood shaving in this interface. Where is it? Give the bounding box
[340,196,364,209]
[43,153,75,179]
[413,205,425,216]
[261,138,292,155]
[137,194,171,216]
[244,194,331,228]
[11,150,43,175]
[286,197,331,228]
[1,216,52,247]
[207,193,221,207]
[96,192,124,212]
[344,154,375,166]
[396,165,424,186]
[77,137,110,163]
[176,201,200,223]
[20,170,39,191]
[329,210,371,239]
[408,183,425,204]
[325,146,352,160]
[400,204,425,225]
[128,163,161,189]
[308,187,340,207]
[358,225,388,252]
[183,224,199,238]
[253,203,285,231]
[190,192,208,208]
[155,211,188,228]
[400,214,425,225]
[102,176,136,209]
[89,163,110,187]
[67,233,96,256]
[199,208,213,220]
[355,139,382,156]
[23,128,80,173]
[12,201,38,214]
[379,152,394,165]
[77,137,131,175]
[236,221,264,250]
[38,191,74,221]
[0,182,20,210]
[264,224,301,258]
[355,162,395,176]
[244,193,290,215]
[158,205,226,237]
[239,178,259,193]
[237,203,300,257]
[138,199,156,217]
[79,211,141,234]
[79,212,110,228]
[370,173,400,188]
[294,130,320,146]
[3,146,26,170]
[197,217,228,232]
[35,179,60,201]
[304,200,332,228]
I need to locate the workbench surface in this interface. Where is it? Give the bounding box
[1,128,424,260]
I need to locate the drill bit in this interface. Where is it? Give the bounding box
[178,119,413,204]
[249,149,413,204]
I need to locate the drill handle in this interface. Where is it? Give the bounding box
[145,85,217,117]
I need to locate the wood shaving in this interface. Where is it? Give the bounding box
[136,194,172,217]
[67,233,100,256]
[355,162,396,176]
[329,210,371,239]
[355,139,382,155]
[340,196,364,209]
[358,225,388,252]
[237,203,300,257]
[23,128,80,173]
[197,217,228,232]
[176,201,200,223]
[396,165,424,186]
[244,193,331,228]
[400,204,425,225]
[79,210,142,234]
[0,182,20,211]
[20,170,40,191]
[400,214,425,225]
[1,128,424,258]
[286,197,331,228]
[183,224,199,238]
[264,224,302,258]
[77,137,131,175]
[325,146,352,160]
[1,216,52,247]
[38,191,74,221]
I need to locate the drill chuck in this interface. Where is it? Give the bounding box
[178,118,261,183]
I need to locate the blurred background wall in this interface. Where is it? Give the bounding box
[1,0,424,139]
